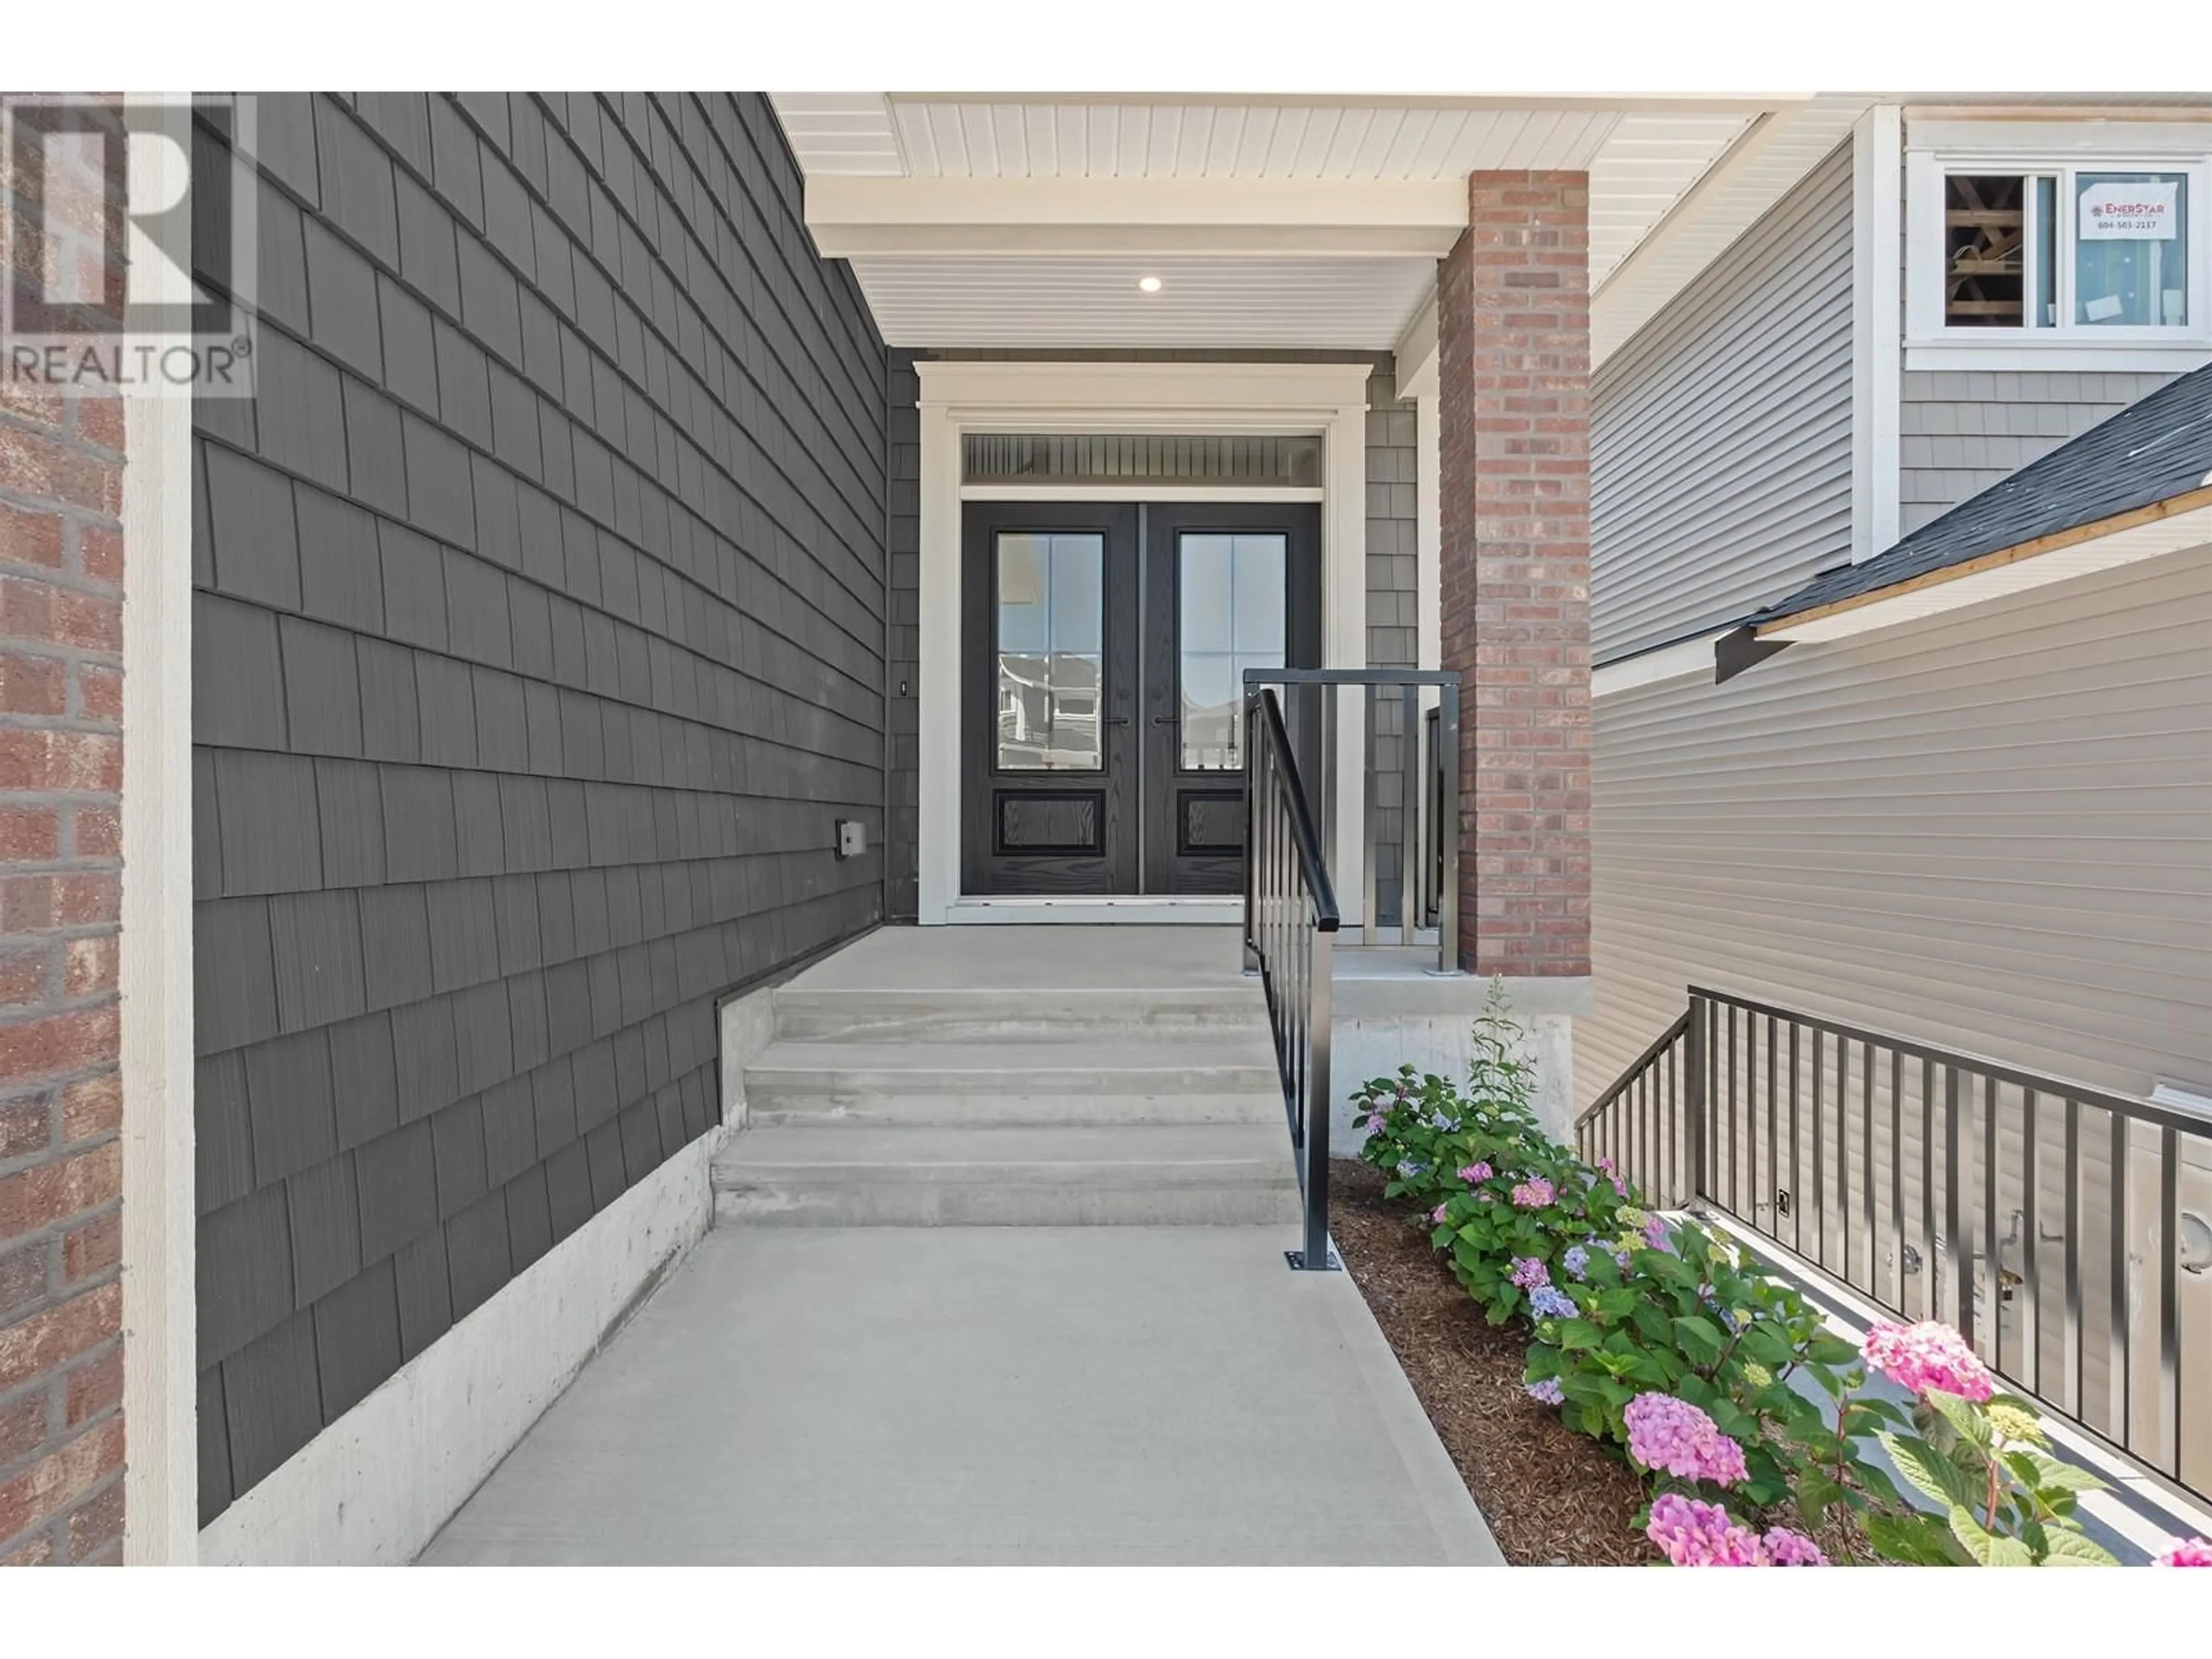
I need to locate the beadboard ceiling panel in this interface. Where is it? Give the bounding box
[1588,112,1760,286]
[849,255,1440,349]
[881,100,1627,180]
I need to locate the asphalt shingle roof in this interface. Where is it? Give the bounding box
[1754,360,2212,625]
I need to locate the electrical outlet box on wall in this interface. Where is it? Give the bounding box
[836,819,866,860]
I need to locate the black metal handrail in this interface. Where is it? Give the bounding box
[1241,667,1460,967]
[1578,987,2211,1501]
[1243,686,1340,1271]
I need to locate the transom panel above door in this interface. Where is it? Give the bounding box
[960,499,1320,897]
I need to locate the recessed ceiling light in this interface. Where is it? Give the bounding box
[1137,275,1163,294]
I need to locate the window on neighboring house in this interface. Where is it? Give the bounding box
[1913,152,2208,347]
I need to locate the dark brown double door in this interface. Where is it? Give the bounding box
[961,500,1321,896]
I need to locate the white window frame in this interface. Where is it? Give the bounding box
[1905,123,2212,374]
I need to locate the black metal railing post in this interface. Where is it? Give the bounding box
[1685,991,1709,1207]
[1241,686,1342,1272]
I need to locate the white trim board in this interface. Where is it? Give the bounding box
[118,90,198,1566]
[914,359,1373,927]
[1591,632,1726,698]
[961,483,1323,503]
[1850,105,1903,564]
[1759,506,2212,643]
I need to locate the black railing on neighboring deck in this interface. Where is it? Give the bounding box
[1242,686,1340,1271]
[1578,987,2212,1502]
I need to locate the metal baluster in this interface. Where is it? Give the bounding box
[1947,1067,1969,1346]
[2109,1109,2128,1449]
[1437,682,1460,976]
[1983,1074,1999,1364]
[1823,1039,1840,1274]
[1685,995,1707,1206]
[2022,1089,2040,1396]
[1890,1049,1903,1311]
[1727,1002,1740,1217]
[1861,1040,1876,1296]
[1745,1014,1759,1229]
[1789,1022,1802,1255]
[1766,1016,1778,1244]
[1306,918,1334,1271]
[1921,1058,1937,1323]
[1399,681,1418,946]
[1666,1033,1679,1207]
[2160,1125,2179,1479]
[2065,1097,2082,1418]
[1361,684,1378,945]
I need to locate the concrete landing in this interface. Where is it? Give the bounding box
[419,1225,1503,1566]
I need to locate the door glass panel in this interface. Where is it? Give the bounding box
[1179,532,1285,770]
[996,532,1104,771]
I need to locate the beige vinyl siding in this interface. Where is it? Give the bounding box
[1584,550,2212,1483]
[1585,549,2212,1107]
[1591,142,1854,662]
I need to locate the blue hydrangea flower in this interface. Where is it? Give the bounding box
[1527,1286,1577,1320]
[1562,1244,1590,1280]
[1525,1377,1566,1406]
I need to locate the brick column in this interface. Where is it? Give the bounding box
[1437,171,1592,978]
[0,105,128,1565]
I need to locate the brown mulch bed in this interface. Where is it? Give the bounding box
[1331,1160,1658,1566]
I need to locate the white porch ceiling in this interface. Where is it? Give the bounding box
[769,94,1790,350]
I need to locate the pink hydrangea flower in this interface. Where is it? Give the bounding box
[1861,1319,1996,1403]
[1642,1213,1673,1252]
[1509,1256,1549,1290]
[2154,1537,2212,1566]
[1761,1527,1828,1566]
[1645,1494,1766,1566]
[1624,1393,1749,1487]
[1459,1161,1493,1184]
[1363,1111,1389,1135]
[1611,1176,1630,1198]
[1596,1155,1616,1175]
[1430,1204,1449,1224]
[1510,1176,1555,1208]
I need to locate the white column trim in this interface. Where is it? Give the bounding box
[912,359,1373,925]
[1851,105,1904,563]
[118,92,197,1566]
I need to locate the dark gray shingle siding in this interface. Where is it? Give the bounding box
[191,93,888,1523]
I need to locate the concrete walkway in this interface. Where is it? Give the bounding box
[420,1222,1502,1566]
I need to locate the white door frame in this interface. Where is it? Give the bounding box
[913,358,1374,926]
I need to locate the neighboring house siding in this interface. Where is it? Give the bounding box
[1897,370,2188,535]
[1590,142,1854,662]
[190,93,888,1523]
[1582,551,2212,1112]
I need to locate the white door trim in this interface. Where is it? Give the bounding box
[914,358,1373,926]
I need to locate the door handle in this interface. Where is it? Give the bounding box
[1101,716,1131,727]
[1150,715,1179,727]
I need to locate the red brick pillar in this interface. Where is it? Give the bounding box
[1437,171,1592,978]
[0,113,128,1562]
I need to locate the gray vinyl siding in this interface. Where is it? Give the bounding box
[191,93,888,1522]
[1366,370,1419,925]
[1591,142,1855,662]
[882,350,1416,919]
[1581,550,2212,1114]
[1899,369,2189,534]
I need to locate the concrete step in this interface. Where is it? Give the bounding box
[770,984,1268,1042]
[741,1038,1283,1129]
[711,1123,1303,1227]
